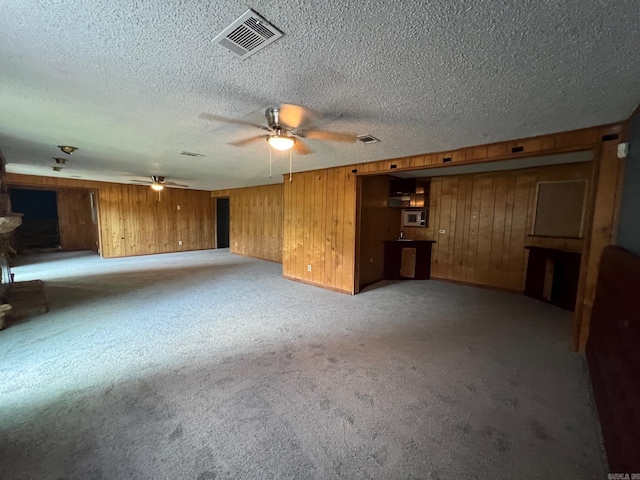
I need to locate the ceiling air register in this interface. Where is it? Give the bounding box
[213,9,284,60]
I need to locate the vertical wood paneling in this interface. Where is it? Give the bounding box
[405,162,593,291]
[282,167,356,293]
[97,184,215,258]
[489,175,508,286]
[7,174,216,258]
[465,177,482,283]
[334,169,346,288]
[343,169,357,290]
[56,189,98,251]
[215,184,283,263]
[7,122,623,306]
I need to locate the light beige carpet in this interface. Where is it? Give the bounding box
[0,250,606,479]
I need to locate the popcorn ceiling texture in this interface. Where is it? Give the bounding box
[0,0,639,190]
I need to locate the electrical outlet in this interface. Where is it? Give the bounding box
[307,264,312,272]
[177,205,181,210]
[472,212,478,218]
[235,241,238,247]
[178,240,182,246]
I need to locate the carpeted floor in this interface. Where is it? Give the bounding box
[0,250,606,479]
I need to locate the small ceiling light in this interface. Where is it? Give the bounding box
[54,157,67,164]
[58,145,78,154]
[52,166,63,172]
[151,183,164,191]
[267,135,295,151]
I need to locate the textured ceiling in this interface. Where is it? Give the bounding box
[1,0,639,190]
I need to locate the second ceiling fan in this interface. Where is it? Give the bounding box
[200,103,357,155]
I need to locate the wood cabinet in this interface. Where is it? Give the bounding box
[524,247,582,311]
[383,240,435,280]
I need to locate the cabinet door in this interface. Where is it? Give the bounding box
[400,248,417,278]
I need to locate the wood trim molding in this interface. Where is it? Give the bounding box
[287,122,625,180]
[282,274,351,294]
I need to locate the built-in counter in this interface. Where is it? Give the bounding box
[383,240,436,280]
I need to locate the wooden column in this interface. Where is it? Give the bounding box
[572,128,626,351]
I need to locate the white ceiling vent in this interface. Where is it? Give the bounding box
[213,9,283,60]
[180,151,205,157]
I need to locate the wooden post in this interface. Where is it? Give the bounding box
[572,129,626,352]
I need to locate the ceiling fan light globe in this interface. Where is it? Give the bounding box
[151,184,164,191]
[268,135,295,151]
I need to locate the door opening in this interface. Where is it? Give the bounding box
[216,197,230,249]
[9,188,60,251]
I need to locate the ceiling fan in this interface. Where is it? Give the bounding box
[131,176,188,191]
[199,104,358,155]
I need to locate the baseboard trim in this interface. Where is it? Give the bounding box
[230,251,282,264]
[282,275,353,295]
[431,276,522,293]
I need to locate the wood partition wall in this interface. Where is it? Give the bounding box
[282,167,357,292]
[279,122,626,351]
[98,184,216,257]
[56,188,98,252]
[404,162,592,291]
[7,173,217,258]
[211,184,283,263]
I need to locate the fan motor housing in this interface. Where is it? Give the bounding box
[266,107,281,129]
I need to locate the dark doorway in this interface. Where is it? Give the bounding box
[9,189,60,251]
[216,198,230,249]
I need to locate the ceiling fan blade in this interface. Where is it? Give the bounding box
[293,139,312,155]
[131,180,152,184]
[164,182,189,187]
[228,135,266,147]
[199,113,271,131]
[279,104,318,129]
[302,130,358,143]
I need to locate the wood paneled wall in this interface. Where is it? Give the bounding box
[56,189,98,251]
[410,162,592,291]
[7,173,216,258]
[211,185,283,263]
[6,121,627,350]
[99,184,216,258]
[357,176,402,289]
[279,124,623,297]
[282,168,357,293]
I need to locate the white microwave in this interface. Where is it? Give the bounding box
[402,208,427,227]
